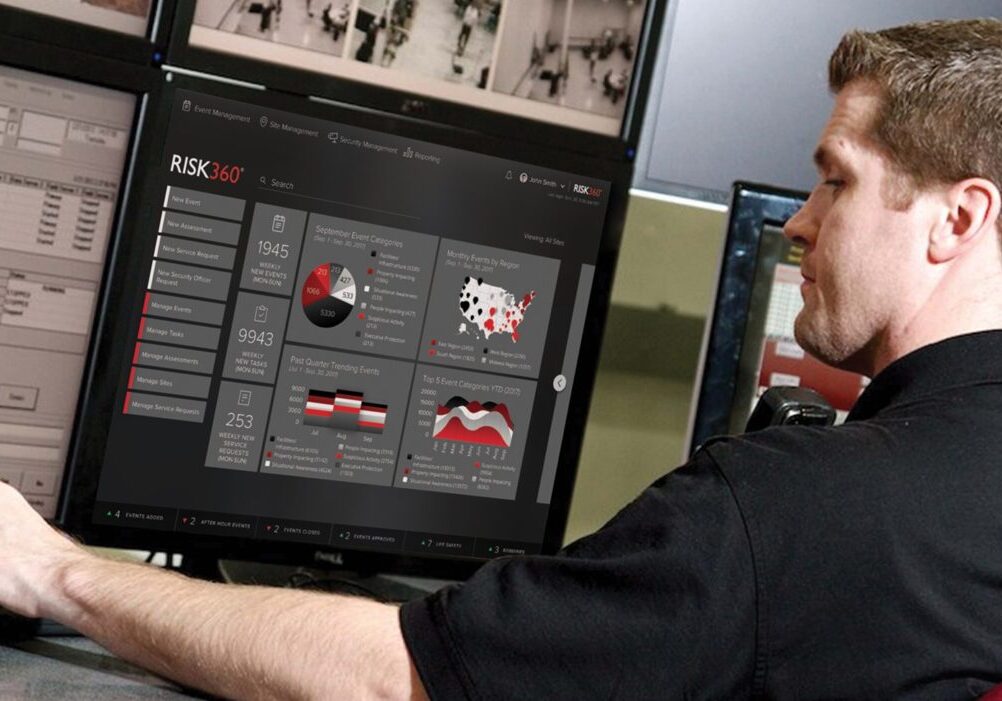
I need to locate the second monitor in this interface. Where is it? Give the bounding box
[687,182,868,454]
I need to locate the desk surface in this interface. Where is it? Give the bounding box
[0,636,203,699]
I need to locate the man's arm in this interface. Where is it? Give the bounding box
[0,482,428,701]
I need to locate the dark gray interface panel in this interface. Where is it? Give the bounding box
[95,90,610,558]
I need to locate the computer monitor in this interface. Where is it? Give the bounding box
[0,63,138,519]
[0,0,155,37]
[0,1,171,67]
[170,0,665,152]
[63,69,629,579]
[686,182,868,454]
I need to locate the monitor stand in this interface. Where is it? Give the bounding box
[178,556,446,603]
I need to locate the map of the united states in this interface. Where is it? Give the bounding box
[457,276,536,343]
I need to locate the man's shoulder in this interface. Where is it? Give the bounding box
[700,420,879,470]
[695,418,911,501]
[695,399,998,517]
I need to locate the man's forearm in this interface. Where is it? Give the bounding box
[44,553,425,701]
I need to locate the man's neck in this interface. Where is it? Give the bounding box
[870,252,1002,376]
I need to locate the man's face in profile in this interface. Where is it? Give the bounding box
[782,81,937,377]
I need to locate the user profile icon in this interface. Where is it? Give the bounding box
[519,172,528,184]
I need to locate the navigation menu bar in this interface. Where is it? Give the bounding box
[92,501,542,558]
[124,185,248,425]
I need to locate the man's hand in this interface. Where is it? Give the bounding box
[0,481,85,619]
[0,480,427,699]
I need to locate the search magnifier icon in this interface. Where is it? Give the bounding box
[259,176,266,185]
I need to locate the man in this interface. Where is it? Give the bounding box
[603,68,628,104]
[2,18,1002,700]
[456,2,479,56]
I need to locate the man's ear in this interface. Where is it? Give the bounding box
[929,177,1001,263]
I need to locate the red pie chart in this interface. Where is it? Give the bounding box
[302,262,356,328]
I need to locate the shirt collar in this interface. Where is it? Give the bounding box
[847,330,1002,421]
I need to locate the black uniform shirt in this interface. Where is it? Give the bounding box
[401,331,1002,700]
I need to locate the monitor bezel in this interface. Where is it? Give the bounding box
[163,0,667,161]
[60,68,632,580]
[0,1,175,65]
[685,181,807,455]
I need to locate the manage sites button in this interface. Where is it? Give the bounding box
[404,531,475,558]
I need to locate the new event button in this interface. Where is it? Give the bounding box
[163,185,245,222]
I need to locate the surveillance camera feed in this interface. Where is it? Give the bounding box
[191,0,648,135]
[0,0,152,36]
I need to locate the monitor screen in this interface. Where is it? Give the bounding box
[687,183,867,453]
[0,64,137,518]
[188,0,649,137]
[728,222,868,432]
[0,0,153,37]
[69,76,617,567]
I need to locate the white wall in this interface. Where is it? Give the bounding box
[565,371,694,543]
[564,195,725,543]
[547,0,568,41]
[567,0,636,42]
[634,0,1002,201]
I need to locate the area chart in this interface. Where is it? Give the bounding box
[433,396,514,447]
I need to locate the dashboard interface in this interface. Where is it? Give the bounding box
[92,88,612,559]
[0,64,135,518]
